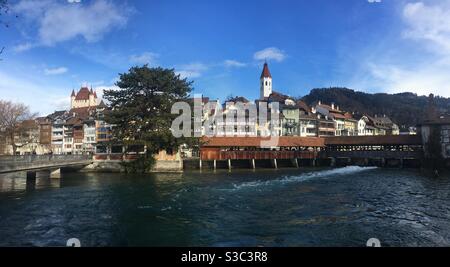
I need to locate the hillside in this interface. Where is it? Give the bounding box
[301,87,450,129]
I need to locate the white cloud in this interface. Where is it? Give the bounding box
[13,43,35,53]
[224,59,247,68]
[44,67,68,75]
[402,1,450,56]
[365,62,450,97]
[176,63,208,79]
[351,1,450,97]
[129,52,159,65]
[368,0,382,3]
[14,0,131,47]
[94,85,119,101]
[0,70,68,115]
[253,47,287,62]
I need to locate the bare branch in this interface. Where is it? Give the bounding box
[0,100,37,154]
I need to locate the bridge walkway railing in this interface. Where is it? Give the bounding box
[0,155,92,173]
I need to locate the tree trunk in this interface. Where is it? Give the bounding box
[9,131,18,155]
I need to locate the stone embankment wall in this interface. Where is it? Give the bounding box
[82,150,184,173]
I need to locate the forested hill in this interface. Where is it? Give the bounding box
[301,87,450,129]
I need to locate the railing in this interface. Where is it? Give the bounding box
[207,150,318,160]
[0,154,91,165]
[0,154,93,173]
[323,150,423,159]
[93,154,140,161]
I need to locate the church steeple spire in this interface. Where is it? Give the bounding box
[260,62,273,99]
[261,62,272,79]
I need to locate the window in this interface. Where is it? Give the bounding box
[265,81,268,86]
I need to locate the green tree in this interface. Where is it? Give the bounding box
[103,65,193,172]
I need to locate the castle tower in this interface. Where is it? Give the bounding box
[70,86,98,109]
[260,62,272,99]
[89,87,97,106]
[70,89,76,109]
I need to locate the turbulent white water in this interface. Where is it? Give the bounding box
[230,166,378,190]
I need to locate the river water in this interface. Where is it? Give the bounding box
[0,167,449,247]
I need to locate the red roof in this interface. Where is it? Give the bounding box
[69,107,96,120]
[75,87,94,101]
[344,112,354,120]
[297,100,311,112]
[330,111,346,120]
[201,136,325,148]
[260,62,272,79]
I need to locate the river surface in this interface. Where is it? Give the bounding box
[1,167,450,247]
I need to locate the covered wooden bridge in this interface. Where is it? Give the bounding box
[199,136,325,169]
[197,135,424,169]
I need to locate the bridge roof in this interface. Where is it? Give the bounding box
[201,136,325,148]
[324,135,422,146]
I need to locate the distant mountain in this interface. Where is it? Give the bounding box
[301,87,450,130]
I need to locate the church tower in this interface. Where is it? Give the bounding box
[260,62,272,99]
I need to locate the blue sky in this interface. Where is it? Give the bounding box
[1,0,450,115]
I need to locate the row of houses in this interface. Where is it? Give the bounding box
[194,62,402,138]
[0,87,113,155]
[1,63,406,156]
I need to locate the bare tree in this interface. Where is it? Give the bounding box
[0,0,10,59]
[0,100,38,155]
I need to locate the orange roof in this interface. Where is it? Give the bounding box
[201,136,325,148]
[325,135,422,146]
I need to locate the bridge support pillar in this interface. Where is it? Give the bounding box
[251,159,255,169]
[292,158,299,168]
[330,157,336,167]
[50,168,61,179]
[199,160,202,170]
[400,158,404,169]
[364,158,369,166]
[381,158,386,167]
[26,171,36,180]
[272,159,278,169]
[228,159,232,171]
[312,159,317,167]
[213,160,216,170]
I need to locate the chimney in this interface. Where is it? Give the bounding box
[336,105,339,111]
[318,100,321,105]
[331,103,335,110]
